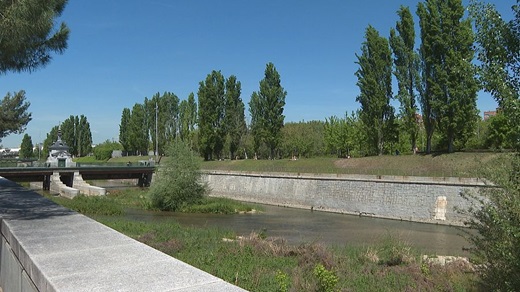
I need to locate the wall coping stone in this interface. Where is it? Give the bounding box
[202,170,492,187]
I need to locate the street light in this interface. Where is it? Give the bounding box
[155,101,158,162]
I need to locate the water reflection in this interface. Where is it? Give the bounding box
[126,203,471,256]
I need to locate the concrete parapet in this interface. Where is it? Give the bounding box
[0,178,245,292]
[50,172,79,198]
[73,172,106,196]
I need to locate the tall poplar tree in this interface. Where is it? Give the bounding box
[418,0,478,153]
[390,6,420,152]
[119,108,131,154]
[197,70,225,160]
[224,75,246,159]
[355,25,394,155]
[179,92,198,148]
[129,103,148,155]
[77,115,92,156]
[249,62,287,159]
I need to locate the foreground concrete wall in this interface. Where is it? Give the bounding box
[0,178,245,292]
[204,171,487,226]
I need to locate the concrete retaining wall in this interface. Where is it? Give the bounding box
[0,178,245,292]
[204,171,487,226]
[72,172,106,196]
[49,172,78,198]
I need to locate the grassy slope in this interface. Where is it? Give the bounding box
[101,152,505,177]
[199,152,504,177]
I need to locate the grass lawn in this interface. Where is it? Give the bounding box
[199,152,504,177]
[81,151,506,177]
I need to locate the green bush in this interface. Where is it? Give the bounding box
[313,263,338,292]
[149,141,207,211]
[462,153,520,291]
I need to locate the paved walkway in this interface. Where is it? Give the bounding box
[0,177,245,291]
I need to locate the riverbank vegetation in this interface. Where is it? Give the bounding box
[45,188,478,291]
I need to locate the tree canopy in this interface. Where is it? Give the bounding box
[0,91,31,143]
[249,62,287,159]
[355,25,395,155]
[0,0,70,74]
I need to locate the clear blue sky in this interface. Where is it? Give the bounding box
[0,0,514,148]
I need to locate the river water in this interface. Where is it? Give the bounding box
[94,180,471,256]
[125,204,471,256]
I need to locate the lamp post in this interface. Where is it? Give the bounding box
[155,101,158,162]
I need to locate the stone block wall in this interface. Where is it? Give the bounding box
[204,171,488,226]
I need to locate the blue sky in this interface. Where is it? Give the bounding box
[0,0,514,148]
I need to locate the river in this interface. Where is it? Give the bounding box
[125,204,471,256]
[94,180,471,256]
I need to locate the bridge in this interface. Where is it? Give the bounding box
[0,164,155,191]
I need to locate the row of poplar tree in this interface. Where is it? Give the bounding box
[118,62,287,160]
[118,0,520,160]
[17,115,93,159]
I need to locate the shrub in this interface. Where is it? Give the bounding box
[313,263,338,292]
[462,153,520,291]
[149,141,207,211]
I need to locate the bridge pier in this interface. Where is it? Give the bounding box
[138,172,152,187]
[43,174,50,191]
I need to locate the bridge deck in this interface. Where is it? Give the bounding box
[0,166,155,182]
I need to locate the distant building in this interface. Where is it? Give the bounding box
[0,148,20,158]
[46,129,75,167]
[415,113,423,124]
[484,110,497,121]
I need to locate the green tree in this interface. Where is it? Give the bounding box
[146,92,180,156]
[77,115,92,156]
[42,125,59,156]
[119,108,132,155]
[19,133,33,159]
[197,70,225,160]
[281,121,325,158]
[149,141,207,211]
[179,92,198,148]
[60,115,77,155]
[59,115,92,157]
[485,113,510,149]
[249,62,287,159]
[0,91,31,143]
[129,103,148,155]
[390,6,420,152]
[355,25,395,156]
[224,75,246,159]
[470,0,520,150]
[93,140,121,161]
[324,115,351,157]
[417,0,478,153]
[462,154,520,291]
[0,0,69,74]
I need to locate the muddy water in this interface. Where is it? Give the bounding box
[125,204,471,256]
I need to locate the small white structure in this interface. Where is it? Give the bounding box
[46,129,75,167]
